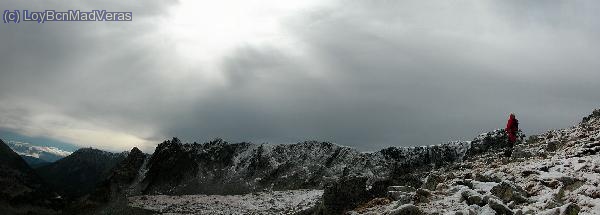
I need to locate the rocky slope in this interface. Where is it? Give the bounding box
[61,147,153,215]
[129,189,323,214]
[346,109,600,215]
[132,137,469,196]
[0,139,61,214]
[121,109,600,214]
[36,148,128,198]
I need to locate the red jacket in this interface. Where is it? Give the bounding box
[506,114,519,143]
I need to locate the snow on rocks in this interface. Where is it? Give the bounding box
[347,110,600,214]
[128,189,323,214]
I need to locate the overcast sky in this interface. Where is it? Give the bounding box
[1,0,599,152]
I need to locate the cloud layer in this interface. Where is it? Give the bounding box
[1,0,599,152]
[6,140,71,162]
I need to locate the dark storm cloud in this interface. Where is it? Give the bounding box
[1,0,599,151]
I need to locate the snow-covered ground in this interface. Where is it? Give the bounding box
[128,189,322,214]
[349,115,600,214]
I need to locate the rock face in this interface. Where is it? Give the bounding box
[0,139,61,214]
[91,147,148,202]
[581,109,600,124]
[36,148,127,198]
[464,129,524,160]
[135,138,470,196]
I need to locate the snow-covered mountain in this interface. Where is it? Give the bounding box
[6,140,71,162]
[129,137,469,196]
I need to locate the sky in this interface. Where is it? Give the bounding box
[1,0,599,152]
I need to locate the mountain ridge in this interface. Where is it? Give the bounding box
[0,139,61,214]
[35,147,128,199]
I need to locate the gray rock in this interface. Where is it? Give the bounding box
[461,189,483,206]
[539,203,580,215]
[453,210,475,215]
[422,173,443,191]
[514,209,523,215]
[388,191,413,204]
[413,188,431,204]
[560,203,580,215]
[475,173,502,183]
[387,204,423,215]
[387,186,416,203]
[455,179,474,189]
[487,197,514,215]
[388,186,417,193]
[490,182,528,203]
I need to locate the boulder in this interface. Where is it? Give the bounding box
[560,203,581,215]
[461,189,484,206]
[454,179,474,189]
[413,188,431,204]
[555,176,585,191]
[490,182,528,203]
[388,186,417,193]
[388,191,413,204]
[387,186,416,203]
[422,173,443,191]
[453,209,477,215]
[487,197,514,215]
[387,204,423,215]
[539,203,580,215]
[475,173,502,183]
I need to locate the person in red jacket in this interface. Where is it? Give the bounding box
[506,113,519,143]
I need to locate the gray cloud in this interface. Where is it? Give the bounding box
[1,0,599,152]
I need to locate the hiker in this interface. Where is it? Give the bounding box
[504,113,519,157]
[506,113,519,143]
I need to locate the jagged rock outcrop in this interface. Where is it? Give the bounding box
[133,137,469,196]
[581,109,600,124]
[91,147,148,202]
[464,129,525,160]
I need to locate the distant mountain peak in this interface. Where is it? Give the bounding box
[6,140,71,162]
[130,146,143,155]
